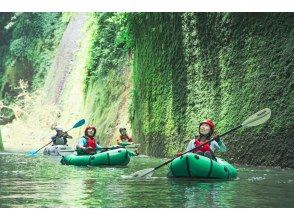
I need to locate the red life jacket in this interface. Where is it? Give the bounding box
[193,139,211,153]
[84,136,97,149]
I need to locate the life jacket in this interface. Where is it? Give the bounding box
[83,136,97,149]
[193,139,211,153]
[119,135,133,142]
[52,135,67,145]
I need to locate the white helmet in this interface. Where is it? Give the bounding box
[55,126,63,132]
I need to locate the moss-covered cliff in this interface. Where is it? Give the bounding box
[129,13,187,157]
[82,13,132,146]
[130,13,294,168]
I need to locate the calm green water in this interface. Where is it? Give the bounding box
[0,152,293,208]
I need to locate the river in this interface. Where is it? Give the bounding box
[0,152,293,208]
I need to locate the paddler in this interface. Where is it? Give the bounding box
[116,127,139,155]
[76,125,102,155]
[177,119,227,161]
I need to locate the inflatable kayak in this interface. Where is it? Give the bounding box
[60,148,131,166]
[167,153,237,179]
[43,145,73,156]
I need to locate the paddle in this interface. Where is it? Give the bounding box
[131,108,271,178]
[121,143,140,148]
[26,119,86,157]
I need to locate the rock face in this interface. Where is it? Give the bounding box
[42,13,88,105]
[130,13,294,168]
[0,13,89,152]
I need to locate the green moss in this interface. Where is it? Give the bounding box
[0,13,69,103]
[82,13,131,146]
[1,59,34,102]
[130,12,294,168]
[130,13,187,156]
[83,67,129,145]
[84,13,131,93]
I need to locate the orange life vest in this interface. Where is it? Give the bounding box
[117,135,133,143]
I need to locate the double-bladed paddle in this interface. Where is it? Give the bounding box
[120,143,140,148]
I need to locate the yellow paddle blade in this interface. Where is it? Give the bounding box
[242,108,271,128]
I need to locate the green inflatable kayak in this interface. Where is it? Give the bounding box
[60,148,131,166]
[167,153,237,179]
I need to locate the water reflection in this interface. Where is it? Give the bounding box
[0,153,293,207]
[165,178,236,207]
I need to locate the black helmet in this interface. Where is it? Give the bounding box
[119,127,127,133]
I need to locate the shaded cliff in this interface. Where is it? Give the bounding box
[130,13,294,168]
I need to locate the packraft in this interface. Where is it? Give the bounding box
[60,148,131,166]
[167,153,237,179]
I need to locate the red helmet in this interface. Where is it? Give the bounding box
[85,125,96,136]
[199,119,215,133]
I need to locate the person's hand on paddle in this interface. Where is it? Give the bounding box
[213,134,220,142]
[62,132,68,137]
[213,134,220,143]
[85,147,96,154]
[62,132,72,138]
[176,151,183,157]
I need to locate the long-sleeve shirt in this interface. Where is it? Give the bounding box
[185,138,227,153]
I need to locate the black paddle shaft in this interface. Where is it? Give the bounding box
[153,124,243,171]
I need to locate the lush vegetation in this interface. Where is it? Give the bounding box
[0,13,69,103]
[130,13,294,168]
[0,12,70,131]
[129,13,186,156]
[83,13,132,145]
[84,13,132,89]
